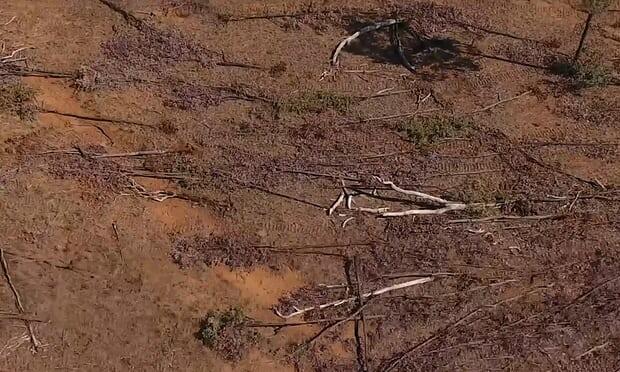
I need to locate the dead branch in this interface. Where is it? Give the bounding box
[0,313,46,323]
[247,314,385,329]
[0,68,74,79]
[125,178,176,202]
[220,10,331,22]
[562,274,620,311]
[392,23,416,73]
[517,148,603,189]
[294,298,375,354]
[2,249,79,272]
[0,46,33,63]
[354,256,369,371]
[280,169,362,182]
[361,89,414,100]
[40,108,153,127]
[40,149,175,158]
[382,285,552,371]
[356,177,493,217]
[467,90,532,115]
[332,19,403,67]
[123,170,192,180]
[327,177,502,217]
[575,341,610,359]
[341,108,442,126]
[328,191,345,216]
[448,214,559,224]
[2,16,17,26]
[0,249,41,351]
[97,0,143,29]
[274,277,433,319]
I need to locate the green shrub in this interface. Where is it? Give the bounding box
[400,116,472,145]
[550,61,612,89]
[0,83,36,120]
[278,91,353,114]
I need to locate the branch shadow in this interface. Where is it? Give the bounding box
[338,17,481,81]
[337,16,565,81]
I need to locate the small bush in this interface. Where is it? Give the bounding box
[278,91,353,114]
[550,61,612,89]
[400,116,472,145]
[197,308,259,361]
[0,83,36,120]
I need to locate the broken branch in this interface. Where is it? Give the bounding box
[274,277,433,319]
[332,19,403,67]
[0,249,41,351]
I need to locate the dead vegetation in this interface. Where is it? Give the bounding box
[2,0,620,371]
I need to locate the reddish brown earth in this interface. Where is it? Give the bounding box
[1,0,619,371]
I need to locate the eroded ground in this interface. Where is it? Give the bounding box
[1,0,619,371]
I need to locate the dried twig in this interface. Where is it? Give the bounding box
[247,314,385,329]
[0,249,41,351]
[328,191,346,216]
[0,68,74,79]
[341,108,442,126]
[382,285,552,371]
[294,298,376,354]
[332,19,402,66]
[2,16,17,26]
[575,341,610,359]
[562,275,620,311]
[40,149,175,158]
[354,256,370,372]
[0,313,46,323]
[0,333,30,358]
[391,23,416,73]
[97,0,143,29]
[448,214,559,224]
[274,277,433,319]
[0,46,33,63]
[340,177,495,218]
[40,109,153,127]
[467,90,532,115]
[125,178,176,202]
[2,249,78,272]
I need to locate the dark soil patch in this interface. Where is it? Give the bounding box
[45,153,130,193]
[171,234,270,269]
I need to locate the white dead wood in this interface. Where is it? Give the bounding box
[0,46,32,63]
[331,19,402,67]
[328,191,345,216]
[327,176,501,218]
[274,277,433,319]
